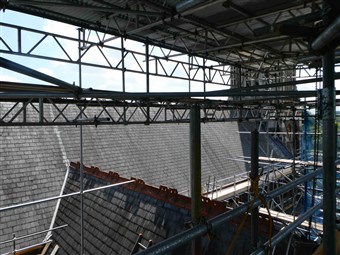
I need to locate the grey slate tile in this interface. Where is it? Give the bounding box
[51,169,194,254]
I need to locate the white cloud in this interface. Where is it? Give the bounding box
[124,39,145,53]
[150,76,188,92]
[37,67,54,77]
[43,20,78,38]
[0,74,21,82]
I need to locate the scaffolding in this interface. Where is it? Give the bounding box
[0,1,340,255]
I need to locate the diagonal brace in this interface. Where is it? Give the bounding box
[0,57,81,96]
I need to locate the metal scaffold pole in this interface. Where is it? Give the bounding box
[121,37,127,123]
[322,48,336,255]
[78,27,85,255]
[250,129,259,249]
[145,41,151,124]
[190,104,202,255]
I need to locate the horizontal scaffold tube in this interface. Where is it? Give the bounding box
[0,180,135,212]
[0,88,325,99]
[250,202,322,255]
[138,168,322,255]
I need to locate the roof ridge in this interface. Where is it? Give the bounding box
[70,161,227,218]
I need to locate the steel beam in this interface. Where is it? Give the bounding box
[38,98,43,123]
[0,88,323,100]
[0,81,71,93]
[0,98,303,126]
[10,1,164,16]
[0,57,80,94]
[176,0,206,13]
[3,0,323,71]
[193,36,289,54]
[0,22,231,86]
[218,1,321,29]
[322,49,336,255]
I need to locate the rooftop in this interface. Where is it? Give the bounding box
[0,104,289,253]
[49,162,271,255]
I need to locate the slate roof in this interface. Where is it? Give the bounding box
[55,108,291,194]
[0,104,68,253]
[50,162,271,255]
[238,121,293,172]
[52,106,248,195]
[0,102,288,253]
